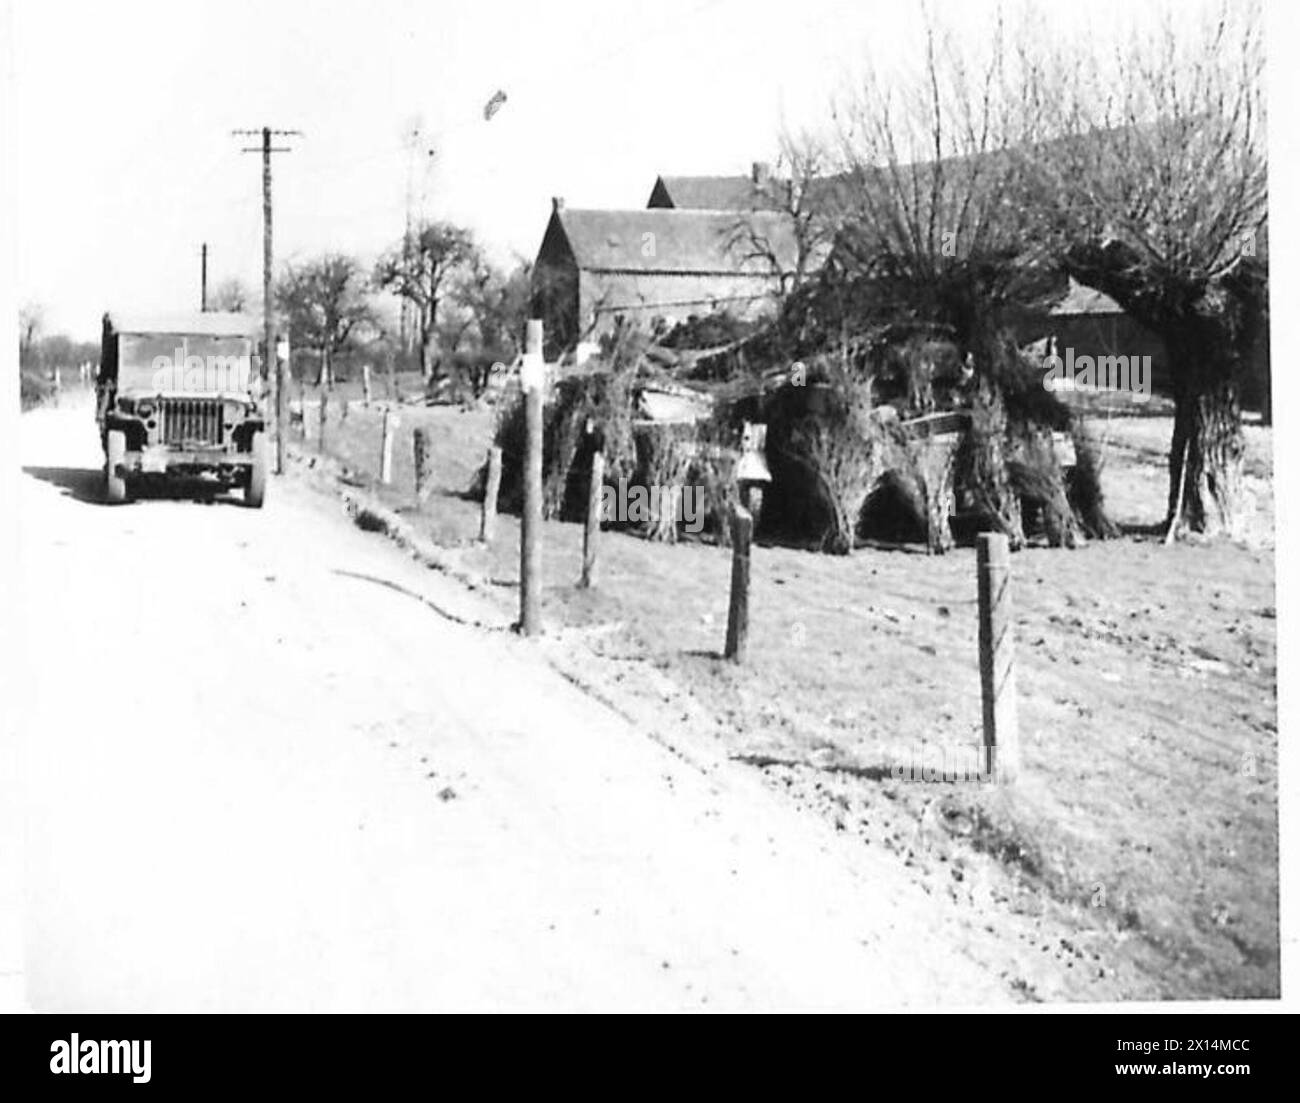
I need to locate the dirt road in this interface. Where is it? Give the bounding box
[14,399,1009,1010]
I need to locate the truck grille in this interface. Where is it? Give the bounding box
[160,398,224,447]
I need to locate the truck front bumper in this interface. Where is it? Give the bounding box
[113,446,255,477]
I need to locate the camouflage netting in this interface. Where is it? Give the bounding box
[487,326,746,543]
[686,270,1120,553]
[482,285,1118,552]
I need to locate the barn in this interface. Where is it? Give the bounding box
[646,162,787,210]
[530,198,801,356]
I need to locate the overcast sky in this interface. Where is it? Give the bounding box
[12,0,1192,339]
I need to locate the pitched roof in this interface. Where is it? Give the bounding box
[554,208,801,275]
[649,175,786,211]
[1049,277,1123,317]
[104,310,259,337]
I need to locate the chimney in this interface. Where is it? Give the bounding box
[751,161,771,188]
[552,196,565,213]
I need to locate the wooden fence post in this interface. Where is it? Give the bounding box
[724,503,753,661]
[580,450,604,588]
[380,407,397,484]
[977,532,1019,784]
[413,427,433,504]
[480,445,502,543]
[362,364,373,407]
[318,388,328,450]
[519,319,545,636]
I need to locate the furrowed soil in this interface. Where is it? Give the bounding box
[299,380,1278,1002]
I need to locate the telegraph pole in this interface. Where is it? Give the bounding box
[200,243,208,312]
[400,123,436,361]
[234,126,301,475]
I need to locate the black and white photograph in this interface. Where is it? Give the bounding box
[0,0,1294,1047]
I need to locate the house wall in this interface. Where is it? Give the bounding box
[530,220,581,357]
[576,269,782,339]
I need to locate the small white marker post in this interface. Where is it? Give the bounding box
[480,445,502,543]
[274,334,290,474]
[380,407,398,484]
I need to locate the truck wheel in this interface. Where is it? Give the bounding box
[105,430,128,504]
[245,431,268,508]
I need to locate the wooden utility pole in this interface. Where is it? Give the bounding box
[724,504,753,661]
[413,427,434,504]
[200,243,208,312]
[519,320,545,636]
[977,532,1019,784]
[580,450,604,588]
[234,126,301,475]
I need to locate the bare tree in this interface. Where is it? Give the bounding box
[831,12,1053,361]
[726,132,838,299]
[374,220,479,382]
[458,258,531,357]
[210,278,254,314]
[1031,3,1267,538]
[19,303,43,369]
[821,12,1057,543]
[276,254,376,388]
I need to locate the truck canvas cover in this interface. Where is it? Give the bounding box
[103,311,259,396]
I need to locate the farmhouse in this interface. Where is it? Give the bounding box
[531,198,801,355]
[537,154,1270,418]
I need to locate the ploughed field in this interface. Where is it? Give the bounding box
[300,378,1277,1001]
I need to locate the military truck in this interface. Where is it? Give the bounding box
[97,311,269,506]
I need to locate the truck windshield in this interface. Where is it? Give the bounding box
[120,334,177,371]
[117,333,254,393]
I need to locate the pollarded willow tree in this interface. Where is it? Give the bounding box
[831,14,1056,361]
[818,12,1100,547]
[1028,2,1267,538]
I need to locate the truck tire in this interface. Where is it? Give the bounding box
[245,431,268,508]
[105,430,128,504]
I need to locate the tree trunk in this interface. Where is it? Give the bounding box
[419,296,438,383]
[419,331,434,383]
[1167,362,1244,538]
